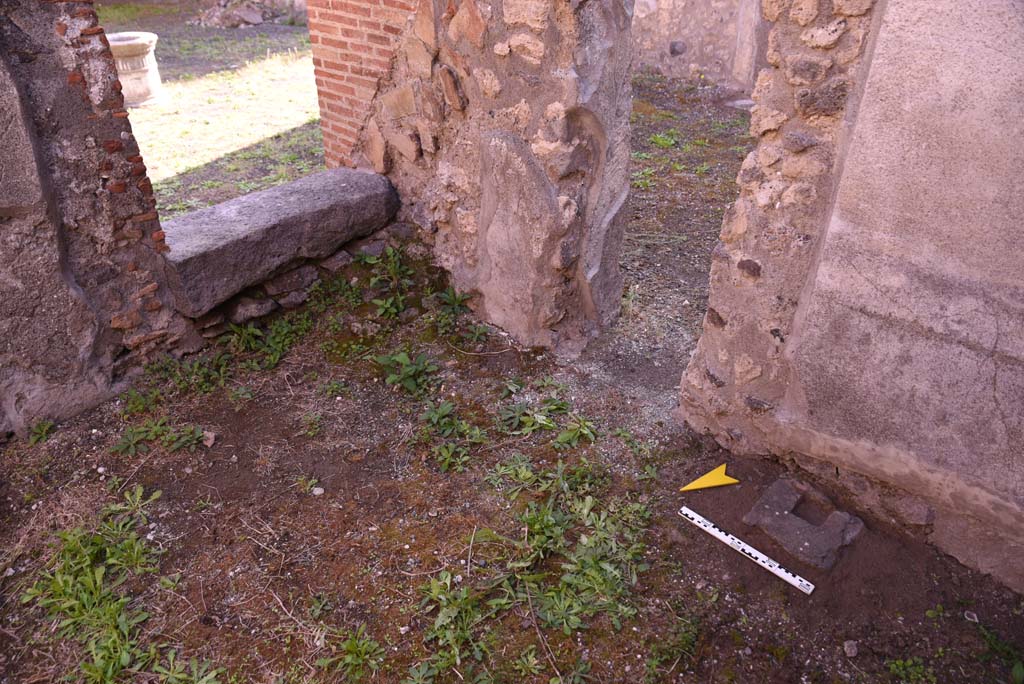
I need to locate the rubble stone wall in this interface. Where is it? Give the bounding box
[0,2,193,438]
[680,0,1024,591]
[315,0,634,351]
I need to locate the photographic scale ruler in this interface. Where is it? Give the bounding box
[678,506,815,595]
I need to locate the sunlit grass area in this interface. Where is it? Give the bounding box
[129,50,320,184]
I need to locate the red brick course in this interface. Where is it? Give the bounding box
[307,0,416,166]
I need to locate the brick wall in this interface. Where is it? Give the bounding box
[307,0,416,166]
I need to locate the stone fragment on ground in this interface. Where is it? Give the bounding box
[742,478,864,569]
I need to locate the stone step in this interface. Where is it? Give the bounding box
[162,168,399,317]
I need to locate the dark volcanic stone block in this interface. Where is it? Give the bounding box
[163,168,399,317]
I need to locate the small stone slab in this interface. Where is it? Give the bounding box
[743,479,863,569]
[162,168,399,317]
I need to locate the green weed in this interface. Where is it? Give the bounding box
[375,351,438,395]
[28,420,55,446]
[315,624,384,682]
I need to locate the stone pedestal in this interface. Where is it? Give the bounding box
[107,32,163,107]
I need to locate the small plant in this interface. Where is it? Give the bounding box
[296,475,320,493]
[301,413,323,438]
[28,420,55,446]
[433,442,470,473]
[553,414,598,450]
[694,161,712,176]
[227,385,254,407]
[153,652,224,683]
[632,167,655,189]
[631,151,653,160]
[307,593,333,619]
[161,425,205,453]
[887,657,937,684]
[513,645,543,676]
[500,377,524,398]
[438,287,471,316]
[112,425,153,456]
[369,246,413,293]
[20,486,220,682]
[648,129,679,149]
[373,294,406,319]
[320,380,347,397]
[644,617,700,682]
[403,662,438,684]
[462,324,490,344]
[225,323,264,353]
[121,389,163,417]
[435,287,471,336]
[375,351,438,395]
[316,624,384,682]
[925,603,945,619]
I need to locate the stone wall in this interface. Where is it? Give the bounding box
[632,0,764,88]
[0,2,193,438]
[307,0,413,165]
[330,0,634,351]
[680,0,1024,591]
[0,5,399,439]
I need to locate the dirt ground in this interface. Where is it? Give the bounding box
[1,54,1023,684]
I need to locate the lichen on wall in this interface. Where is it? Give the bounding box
[351,0,634,352]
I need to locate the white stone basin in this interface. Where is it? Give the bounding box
[107,31,163,107]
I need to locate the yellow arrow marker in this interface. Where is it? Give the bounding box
[679,464,739,492]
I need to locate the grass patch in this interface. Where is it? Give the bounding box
[21,485,223,683]
[96,2,176,25]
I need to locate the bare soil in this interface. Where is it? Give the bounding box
[1,73,1022,684]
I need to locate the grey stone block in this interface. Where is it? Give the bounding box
[743,479,864,569]
[227,296,278,324]
[162,168,399,317]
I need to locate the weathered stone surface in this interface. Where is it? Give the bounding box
[475,68,502,97]
[832,0,873,16]
[163,169,398,317]
[795,76,849,116]
[382,84,417,119]
[801,19,847,48]
[448,0,487,47]
[349,0,631,354]
[1,7,196,437]
[438,65,466,110]
[789,0,817,26]
[405,38,435,78]
[227,296,278,324]
[502,0,549,32]
[784,55,831,85]
[743,479,864,569]
[384,125,422,160]
[750,105,788,135]
[0,76,42,213]
[319,248,354,273]
[264,264,319,296]
[508,33,545,64]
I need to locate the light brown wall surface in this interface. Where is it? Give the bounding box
[631,0,763,89]
[682,0,1024,590]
